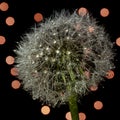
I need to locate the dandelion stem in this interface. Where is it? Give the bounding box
[61,72,66,84]
[68,68,76,81]
[68,93,79,120]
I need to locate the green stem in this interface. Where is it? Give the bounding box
[61,52,79,120]
[68,93,79,120]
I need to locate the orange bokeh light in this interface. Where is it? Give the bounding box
[100,8,109,17]
[90,85,98,91]
[105,70,114,79]
[66,112,72,120]
[116,37,120,46]
[10,67,19,76]
[0,35,6,45]
[11,80,21,89]
[79,112,86,120]
[94,100,103,110]
[41,105,50,115]
[6,56,15,65]
[78,7,88,16]
[34,13,43,22]
[65,112,86,120]
[5,16,15,26]
[0,2,9,11]
[88,26,94,33]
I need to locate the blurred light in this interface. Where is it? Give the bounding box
[10,67,19,76]
[65,112,71,120]
[100,8,109,17]
[41,105,50,115]
[65,111,86,120]
[116,37,120,46]
[88,26,94,33]
[79,112,86,120]
[5,16,15,26]
[6,56,15,65]
[105,70,114,79]
[0,2,9,11]
[90,85,98,91]
[78,7,88,16]
[11,80,21,89]
[34,13,43,22]
[94,100,103,110]
[0,35,6,45]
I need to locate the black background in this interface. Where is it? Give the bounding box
[0,0,120,120]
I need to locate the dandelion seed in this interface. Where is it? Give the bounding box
[53,33,56,36]
[53,41,56,44]
[66,36,70,40]
[46,47,49,51]
[56,50,60,54]
[36,54,39,58]
[66,51,71,55]
[65,29,69,32]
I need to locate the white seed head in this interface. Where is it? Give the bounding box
[14,9,115,107]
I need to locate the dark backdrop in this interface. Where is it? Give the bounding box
[0,0,119,120]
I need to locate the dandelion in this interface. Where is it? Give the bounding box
[14,9,115,120]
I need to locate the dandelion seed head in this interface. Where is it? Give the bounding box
[14,9,115,107]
